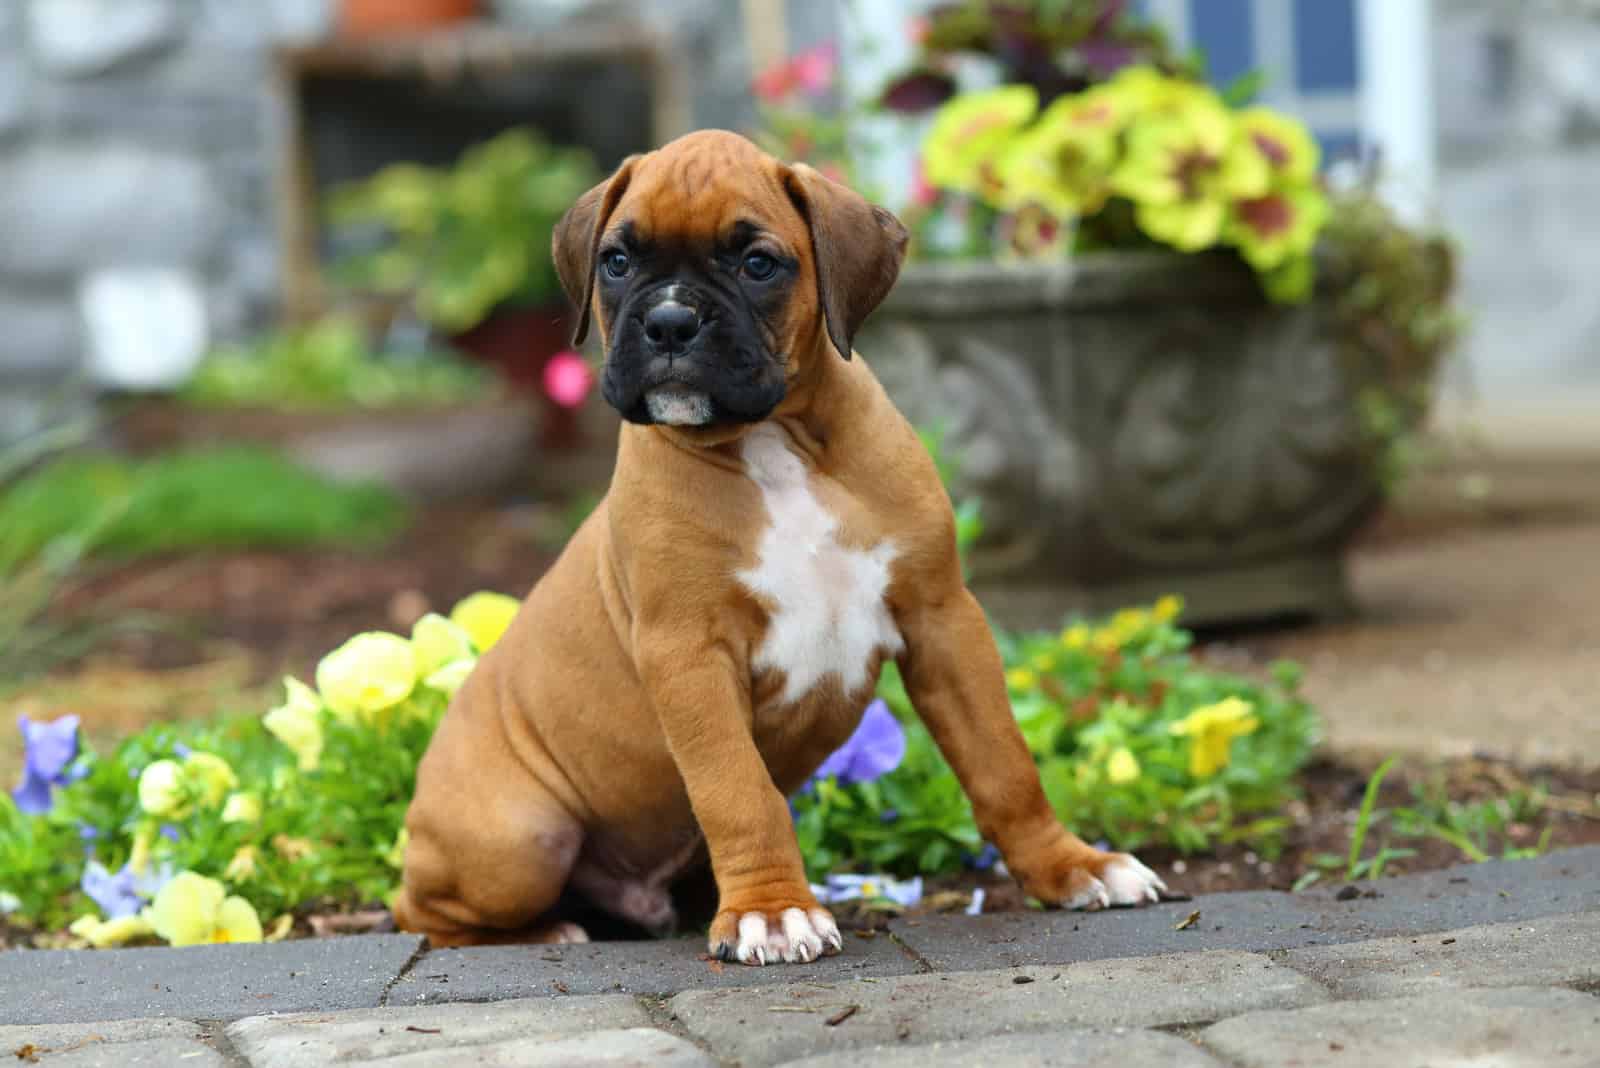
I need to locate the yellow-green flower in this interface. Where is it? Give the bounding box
[69,913,154,949]
[1170,697,1260,778]
[923,86,1039,206]
[128,825,154,875]
[383,827,409,871]
[182,752,237,808]
[224,846,259,883]
[221,792,262,825]
[1225,185,1329,271]
[143,872,263,947]
[1112,89,1269,252]
[316,632,417,725]
[1092,607,1150,654]
[999,86,1124,217]
[264,677,324,772]
[449,592,522,654]
[137,760,186,818]
[1030,650,1059,673]
[411,613,475,678]
[1107,746,1142,785]
[1005,667,1037,691]
[1236,107,1320,184]
[423,658,476,699]
[1060,623,1091,651]
[1152,594,1184,623]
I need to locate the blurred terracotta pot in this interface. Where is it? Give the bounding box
[340,0,479,35]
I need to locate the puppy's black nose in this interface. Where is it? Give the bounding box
[643,303,702,353]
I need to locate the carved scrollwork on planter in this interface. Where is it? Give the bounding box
[1097,304,1378,564]
[864,322,1081,576]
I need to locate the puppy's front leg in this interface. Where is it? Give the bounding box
[897,587,1168,909]
[641,645,842,965]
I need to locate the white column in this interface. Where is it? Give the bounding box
[1356,0,1437,223]
[838,0,939,210]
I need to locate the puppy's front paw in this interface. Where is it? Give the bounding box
[1026,850,1168,911]
[709,904,843,966]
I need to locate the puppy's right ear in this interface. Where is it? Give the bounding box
[552,155,641,347]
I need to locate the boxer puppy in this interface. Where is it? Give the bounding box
[395,130,1166,964]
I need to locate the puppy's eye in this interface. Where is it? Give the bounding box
[742,252,777,281]
[603,251,631,279]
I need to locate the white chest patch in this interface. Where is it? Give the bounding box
[737,425,903,705]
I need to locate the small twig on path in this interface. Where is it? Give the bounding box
[825,1005,860,1026]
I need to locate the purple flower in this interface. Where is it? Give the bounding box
[10,715,83,815]
[81,860,172,920]
[159,824,181,842]
[172,743,192,760]
[811,873,924,908]
[812,700,906,787]
[965,843,1001,871]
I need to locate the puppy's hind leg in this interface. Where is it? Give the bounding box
[394,785,587,948]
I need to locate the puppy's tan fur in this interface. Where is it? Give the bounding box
[395,131,1156,957]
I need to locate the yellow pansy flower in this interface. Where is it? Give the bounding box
[449,592,521,653]
[1235,107,1321,184]
[999,86,1124,217]
[1170,697,1260,778]
[1060,623,1091,650]
[922,85,1039,206]
[182,753,237,808]
[316,632,417,725]
[224,845,259,882]
[142,872,263,947]
[1224,184,1330,271]
[264,677,324,772]
[1111,88,1269,253]
[1005,668,1037,691]
[1152,595,1184,623]
[137,760,186,818]
[221,792,262,825]
[411,613,475,678]
[423,658,476,699]
[265,914,295,942]
[273,835,317,863]
[1106,747,1142,785]
[69,913,154,949]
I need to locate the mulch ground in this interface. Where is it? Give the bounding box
[4,498,1598,933]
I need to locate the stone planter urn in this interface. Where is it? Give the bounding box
[858,253,1382,630]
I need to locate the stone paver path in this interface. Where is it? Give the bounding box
[0,848,1595,1066]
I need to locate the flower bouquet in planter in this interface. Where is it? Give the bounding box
[756,0,1459,627]
[325,128,606,456]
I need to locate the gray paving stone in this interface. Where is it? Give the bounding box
[1201,986,1600,1068]
[668,951,1325,1068]
[893,846,1600,972]
[43,1037,225,1067]
[1282,910,1600,998]
[393,932,919,1005]
[0,935,423,1026]
[345,1028,712,1067]
[0,1019,213,1067]
[780,1028,1223,1067]
[226,994,651,1068]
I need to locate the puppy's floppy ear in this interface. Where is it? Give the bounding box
[552,154,641,347]
[782,163,909,361]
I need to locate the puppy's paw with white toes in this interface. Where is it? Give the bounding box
[1098,853,1167,907]
[710,906,843,966]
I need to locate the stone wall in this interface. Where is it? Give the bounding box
[0,0,819,446]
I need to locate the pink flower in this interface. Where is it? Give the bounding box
[908,16,930,45]
[543,351,594,410]
[753,42,838,102]
[910,158,938,208]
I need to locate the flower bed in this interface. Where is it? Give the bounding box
[2,580,1319,949]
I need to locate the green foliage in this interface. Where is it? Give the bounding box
[794,602,1321,883]
[182,317,490,411]
[1321,182,1463,494]
[0,446,407,571]
[326,128,601,332]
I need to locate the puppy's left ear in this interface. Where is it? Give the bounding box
[552,154,641,347]
[782,164,909,361]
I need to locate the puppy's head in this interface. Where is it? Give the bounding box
[552,130,907,431]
